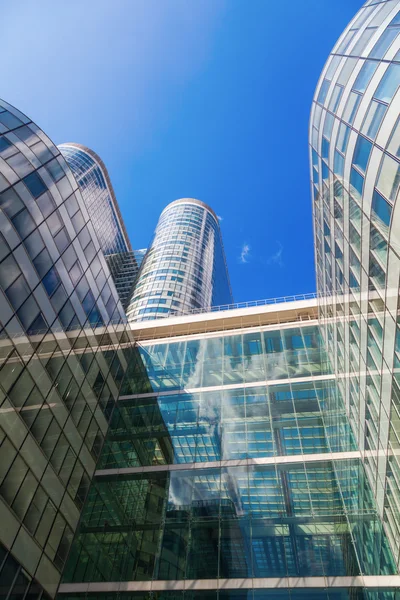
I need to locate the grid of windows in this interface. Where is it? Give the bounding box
[0,98,131,595]
[59,144,131,257]
[127,199,232,322]
[61,320,395,589]
[310,0,400,569]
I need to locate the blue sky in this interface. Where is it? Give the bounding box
[2,0,363,302]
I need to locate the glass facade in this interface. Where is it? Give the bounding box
[126,198,232,322]
[310,0,400,570]
[58,144,132,257]
[59,144,139,311]
[0,98,132,595]
[58,310,399,598]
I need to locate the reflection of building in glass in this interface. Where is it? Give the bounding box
[310,0,400,568]
[126,198,233,322]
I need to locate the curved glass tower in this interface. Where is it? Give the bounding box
[58,144,131,256]
[0,98,130,597]
[127,198,232,322]
[310,0,400,566]
[59,143,139,309]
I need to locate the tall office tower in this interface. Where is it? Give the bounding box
[126,198,233,322]
[58,143,139,307]
[310,0,400,567]
[58,299,400,599]
[0,99,132,598]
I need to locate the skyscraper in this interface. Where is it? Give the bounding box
[59,143,140,310]
[126,198,233,322]
[0,98,130,597]
[310,0,400,568]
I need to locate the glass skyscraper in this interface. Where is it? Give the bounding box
[310,0,400,572]
[0,98,130,598]
[126,198,233,322]
[59,144,140,311]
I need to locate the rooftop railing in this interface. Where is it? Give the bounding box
[169,292,318,318]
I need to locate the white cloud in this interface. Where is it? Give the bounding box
[217,215,223,221]
[239,243,250,264]
[267,241,283,267]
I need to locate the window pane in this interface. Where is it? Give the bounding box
[361,100,386,139]
[23,172,47,199]
[376,153,400,201]
[353,136,372,172]
[372,190,392,234]
[343,92,361,124]
[387,116,400,157]
[374,64,400,102]
[0,255,20,290]
[354,61,378,93]
[370,27,399,59]
[12,209,36,239]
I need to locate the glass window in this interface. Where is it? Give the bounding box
[336,123,350,153]
[0,111,23,130]
[322,137,330,160]
[46,210,62,234]
[325,55,341,81]
[36,193,56,219]
[0,136,16,159]
[0,188,24,219]
[387,116,400,157]
[7,152,33,178]
[372,190,392,234]
[24,230,44,260]
[370,27,400,59]
[328,85,343,112]
[350,168,364,202]
[317,79,330,104]
[350,27,377,56]
[361,100,387,139]
[54,228,70,254]
[376,153,400,201]
[23,172,47,199]
[14,125,40,147]
[12,209,36,239]
[374,64,400,102]
[336,29,357,54]
[323,113,334,140]
[46,158,64,182]
[17,296,39,330]
[336,57,358,86]
[0,255,20,290]
[33,249,52,278]
[5,275,30,310]
[343,91,361,124]
[334,151,344,177]
[42,267,61,296]
[353,136,372,172]
[354,60,378,93]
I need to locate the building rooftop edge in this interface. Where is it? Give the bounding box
[160,197,220,223]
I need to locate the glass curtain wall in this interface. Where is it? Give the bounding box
[59,320,397,599]
[0,98,132,596]
[310,0,400,566]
